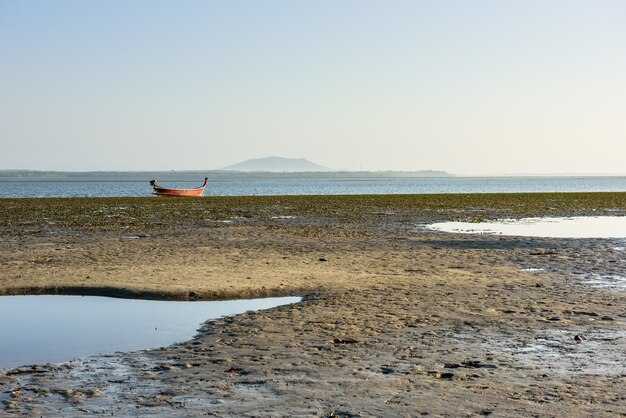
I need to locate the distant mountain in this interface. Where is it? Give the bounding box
[223,156,330,172]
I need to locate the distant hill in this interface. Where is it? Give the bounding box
[223,157,330,172]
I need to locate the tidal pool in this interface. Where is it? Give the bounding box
[0,295,300,370]
[580,274,626,291]
[425,216,626,238]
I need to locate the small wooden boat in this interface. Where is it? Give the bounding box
[149,178,208,197]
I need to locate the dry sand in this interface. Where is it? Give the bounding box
[0,211,624,417]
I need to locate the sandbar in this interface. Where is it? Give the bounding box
[0,194,624,416]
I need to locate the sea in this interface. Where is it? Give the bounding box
[1,176,626,198]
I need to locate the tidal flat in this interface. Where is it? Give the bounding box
[0,193,625,416]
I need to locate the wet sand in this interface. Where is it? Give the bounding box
[0,203,625,416]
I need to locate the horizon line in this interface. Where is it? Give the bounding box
[2,169,626,178]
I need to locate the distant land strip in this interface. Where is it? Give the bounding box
[0,170,452,182]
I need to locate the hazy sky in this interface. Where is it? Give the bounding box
[1,1,625,174]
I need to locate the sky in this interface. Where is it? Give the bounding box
[1,1,625,174]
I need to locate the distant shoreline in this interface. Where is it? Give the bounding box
[0,170,452,182]
[3,170,626,183]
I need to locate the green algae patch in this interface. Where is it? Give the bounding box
[1,192,625,236]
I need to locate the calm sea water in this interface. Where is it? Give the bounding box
[1,177,626,198]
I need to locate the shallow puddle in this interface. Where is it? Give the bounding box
[425,216,626,238]
[579,273,626,290]
[426,217,626,290]
[451,328,626,376]
[0,295,300,370]
[482,329,626,376]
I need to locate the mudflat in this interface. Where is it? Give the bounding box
[0,194,625,417]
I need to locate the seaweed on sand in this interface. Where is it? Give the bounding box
[0,192,624,236]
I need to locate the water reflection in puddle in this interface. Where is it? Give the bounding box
[425,216,626,238]
[0,295,300,370]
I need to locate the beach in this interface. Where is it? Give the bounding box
[0,194,625,416]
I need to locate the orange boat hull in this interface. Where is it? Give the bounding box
[150,178,207,197]
[153,187,205,197]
